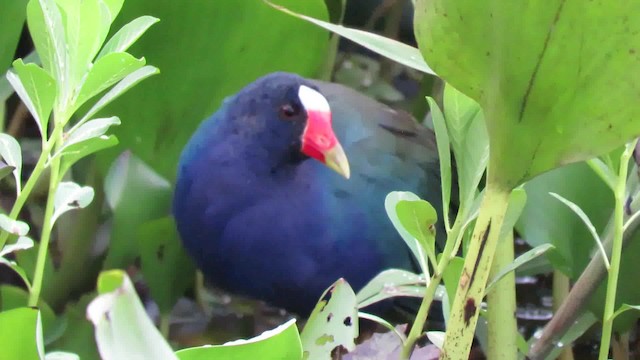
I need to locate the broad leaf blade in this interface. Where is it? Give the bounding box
[74,52,145,110]
[356,269,426,309]
[80,65,158,122]
[26,0,68,93]
[64,117,121,148]
[385,191,430,277]
[103,152,171,268]
[137,217,195,314]
[415,1,640,188]
[97,15,160,59]
[176,319,302,360]
[87,270,177,360]
[9,59,56,138]
[301,279,359,358]
[51,182,95,225]
[0,307,43,360]
[59,135,119,176]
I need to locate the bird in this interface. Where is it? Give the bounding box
[172,72,442,316]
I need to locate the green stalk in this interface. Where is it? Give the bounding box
[486,231,517,359]
[598,142,635,360]
[401,202,468,358]
[440,182,511,360]
[28,118,65,307]
[160,313,171,339]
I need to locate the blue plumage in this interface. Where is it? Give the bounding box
[173,72,441,315]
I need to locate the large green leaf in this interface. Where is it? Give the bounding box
[517,163,612,278]
[0,307,43,360]
[0,0,27,72]
[176,319,302,360]
[517,162,640,331]
[103,152,171,268]
[415,1,640,189]
[301,278,358,359]
[87,270,177,360]
[138,217,195,314]
[98,0,330,180]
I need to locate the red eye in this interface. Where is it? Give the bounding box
[279,104,300,119]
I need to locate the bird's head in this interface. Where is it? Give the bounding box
[224,73,350,178]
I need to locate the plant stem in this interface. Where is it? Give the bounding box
[440,182,511,360]
[28,112,66,306]
[401,203,468,358]
[160,313,171,339]
[486,231,517,359]
[598,143,635,360]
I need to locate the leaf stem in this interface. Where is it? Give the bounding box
[598,140,636,360]
[28,114,65,307]
[486,231,517,359]
[440,182,511,359]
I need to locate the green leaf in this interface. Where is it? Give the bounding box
[101,0,124,24]
[356,269,426,309]
[79,65,159,122]
[0,214,30,236]
[0,236,34,257]
[385,191,430,277]
[301,279,358,359]
[441,256,464,310]
[51,182,94,225]
[499,187,527,240]
[0,257,32,289]
[27,0,68,93]
[87,270,177,360]
[0,286,57,346]
[45,352,80,360]
[59,135,119,177]
[74,52,145,111]
[56,0,104,91]
[98,0,329,180]
[549,192,609,269]
[415,1,640,188]
[176,319,302,360]
[611,304,640,322]
[0,0,27,71]
[138,217,195,314]
[0,161,14,181]
[485,244,554,294]
[442,84,487,207]
[516,163,612,277]
[8,59,56,139]
[427,96,452,232]
[0,307,43,360]
[0,133,22,193]
[63,117,121,148]
[97,15,160,59]
[396,198,438,267]
[268,1,434,75]
[103,152,171,268]
[0,236,34,290]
